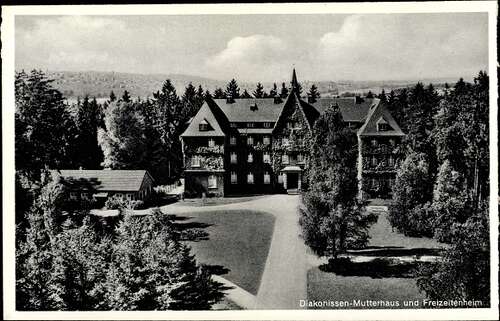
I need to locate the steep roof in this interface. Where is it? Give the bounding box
[310,97,377,122]
[181,101,226,137]
[213,98,285,122]
[57,170,152,192]
[357,102,405,137]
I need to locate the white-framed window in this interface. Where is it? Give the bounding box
[287,122,293,129]
[247,136,254,145]
[371,139,378,147]
[278,174,283,184]
[294,122,301,129]
[199,119,209,131]
[264,172,271,184]
[208,138,215,147]
[230,171,237,184]
[70,192,78,200]
[263,152,271,163]
[208,175,217,189]
[282,154,289,164]
[115,193,123,198]
[388,155,395,167]
[297,153,304,163]
[264,122,272,128]
[247,173,254,184]
[230,152,237,164]
[247,122,254,128]
[230,123,237,128]
[247,153,254,163]
[263,136,271,145]
[371,156,377,166]
[192,155,201,167]
[126,193,133,201]
[81,192,89,200]
[230,136,237,145]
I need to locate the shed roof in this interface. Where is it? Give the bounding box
[57,170,152,192]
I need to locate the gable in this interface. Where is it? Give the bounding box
[181,102,226,137]
[273,93,312,134]
[358,102,405,137]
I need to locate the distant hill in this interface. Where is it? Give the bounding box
[36,70,459,101]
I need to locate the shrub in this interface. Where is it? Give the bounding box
[105,195,143,210]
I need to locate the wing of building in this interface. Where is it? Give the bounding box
[180,69,405,199]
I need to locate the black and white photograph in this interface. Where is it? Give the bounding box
[2,1,498,320]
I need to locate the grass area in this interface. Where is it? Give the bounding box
[177,195,268,207]
[172,210,275,295]
[212,297,242,310]
[307,266,426,309]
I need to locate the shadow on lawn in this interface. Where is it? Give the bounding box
[165,214,212,242]
[347,246,442,257]
[319,257,433,279]
[203,264,231,276]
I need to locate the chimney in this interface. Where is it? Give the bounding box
[273,96,282,104]
[355,95,364,104]
[226,93,234,104]
[250,103,258,111]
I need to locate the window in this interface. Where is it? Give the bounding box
[230,152,237,164]
[247,122,254,128]
[278,174,283,184]
[264,172,271,184]
[294,122,301,129]
[388,156,395,167]
[378,123,390,131]
[297,154,304,163]
[263,152,271,164]
[230,136,237,145]
[247,153,254,163]
[389,178,395,186]
[370,178,377,188]
[208,138,215,147]
[208,175,217,189]
[230,172,237,184]
[199,119,209,131]
[264,122,272,128]
[70,192,78,200]
[371,156,377,166]
[115,193,123,199]
[282,154,289,164]
[247,136,254,146]
[192,155,201,167]
[81,192,89,200]
[371,139,378,147]
[263,136,271,145]
[287,122,293,129]
[126,193,133,201]
[247,173,254,184]
[230,123,237,128]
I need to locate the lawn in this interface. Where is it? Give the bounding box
[177,195,268,207]
[171,210,275,295]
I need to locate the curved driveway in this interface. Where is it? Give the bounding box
[161,194,307,309]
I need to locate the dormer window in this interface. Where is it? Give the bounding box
[377,117,392,132]
[199,119,210,131]
[264,122,272,128]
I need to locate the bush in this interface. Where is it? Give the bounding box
[105,195,143,210]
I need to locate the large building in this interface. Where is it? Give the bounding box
[180,70,405,199]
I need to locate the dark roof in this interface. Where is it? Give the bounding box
[213,98,285,122]
[310,97,377,122]
[357,102,405,137]
[57,170,152,192]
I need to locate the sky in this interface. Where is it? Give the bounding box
[15,13,488,82]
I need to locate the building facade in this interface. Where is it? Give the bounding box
[180,70,405,199]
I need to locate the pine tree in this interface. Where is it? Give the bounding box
[121,90,132,103]
[300,106,376,258]
[307,84,320,103]
[253,82,266,98]
[225,79,240,99]
[109,91,116,102]
[378,89,387,103]
[75,96,103,169]
[366,91,374,98]
[241,89,252,99]
[280,82,289,99]
[181,83,197,119]
[213,88,225,99]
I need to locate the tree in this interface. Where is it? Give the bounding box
[307,84,320,103]
[74,96,103,169]
[225,79,240,100]
[98,101,147,169]
[241,89,252,99]
[269,83,278,98]
[105,212,224,310]
[366,91,374,98]
[213,88,225,99]
[121,90,132,103]
[280,82,289,99]
[181,83,198,120]
[253,82,266,98]
[388,152,434,236]
[378,89,387,103]
[109,91,116,102]
[417,203,490,304]
[300,106,376,258]
[15,70,78,174]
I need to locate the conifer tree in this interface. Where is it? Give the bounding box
[241,89,252,99]
[213,88,225,99]
[225,79,240,99]
[269,83,278,98]
[307,84,320,103]
[109,91,116,102]
[121,90,132,103]
[253,82,266,98]
[280,82,289,99]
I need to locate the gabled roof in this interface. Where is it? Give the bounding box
[357,101,405,137]
[57,170,153,192]
[310,97,377,122]
[181,101,226,137]
[213,98,285,122]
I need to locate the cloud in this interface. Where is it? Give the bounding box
[314,14,488,80]
[205,35,294,81]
